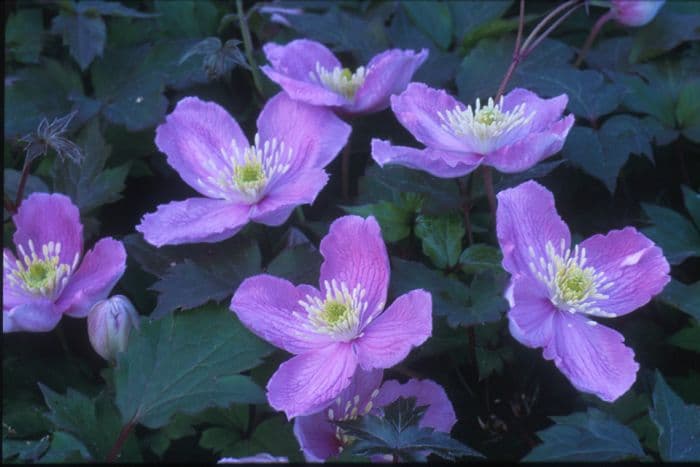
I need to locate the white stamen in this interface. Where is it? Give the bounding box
[311,63,367,100]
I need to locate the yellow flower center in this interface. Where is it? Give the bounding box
[298,279,368,339]
[4,240,79,298]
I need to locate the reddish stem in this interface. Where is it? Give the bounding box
[574,10,613,68]
[14,158,32,209]
[106,420,136,463]
[481,166,497,224]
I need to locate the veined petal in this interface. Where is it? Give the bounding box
[374,379,456,433]
[485,115,574,173]
[230,274,333,354]
[496,181,571,277]
[3,299,60,333]
[250,168,329,227]
[501,88,570,133]
[257,93,351,170]
[350,48,429,115]
[579,227,670,317]
[293,411,340,462]
[390,83,471,152]
[136,198,250,247]
[545,312,639,402]
[319,216,390,325]
[13,193,83,266]
[3,249,32,310]
[507,276,557,349]
[56,238,126,318]
[155,97,249,198]
[371,139,482,179]
[267,342,358,419]
[356,289,432,371]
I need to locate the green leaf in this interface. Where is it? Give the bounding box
[4,169,49,204]
[52,120,129,213]
[630,10,700,63]
[38,386,141,461]
[114,304,272,429]
[2,436,50,463]
[650,372,700,461]
[224,416,303,461]
[6,9,44,64]
[51,10,106,70]
[338,397,483,461]
[668,323,700,352]
[658,280,700,320]
[148,236,261,318]
[682,186,700,228]
[155,0,219,38]
[77,1,157,18]
[524,408,646,461]
[677,81,700,142]
[450,0,512,44]
[265,243,322,285]
[403,1,452,49]
[641,203,700,264]
[459,244,503,274]
[39,431,89,463]
[414,214,464,269]
[344,194,423,243]
[564,115,655,192]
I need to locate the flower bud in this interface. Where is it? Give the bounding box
[87,295,139,362]
[611,0,665,27]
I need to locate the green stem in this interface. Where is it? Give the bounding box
[236,0,265,96]
[341,142,351,201]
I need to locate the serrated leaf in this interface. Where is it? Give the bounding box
[641,203,700,264]
[524,408,646,461]
[2,436,50,462]
[630,10,700,63]
[344,195,422,243]
[459,244,503,274]
[265,243,322,285]
[224,416,302,461]
[415,214,464,269]
[114,304,272,429]
[51,11,106,70]
[650,372,700,461]
[403,1,452,49]
[39,431,89,463]
[661,280,700,320]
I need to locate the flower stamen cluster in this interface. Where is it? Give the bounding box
[312,63,367,100]
[527,240,615,318]
[298,279,368,339]
[328,389,380,450]
[4,240,79,299]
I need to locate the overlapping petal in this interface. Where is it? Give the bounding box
[13,193,83,266]
[374,379,457,432]
[506,276,557,349]
[356,290,432,371]
[136,198,250,247]
[57,237,127,318]
[371,139,482,178]
[3,299,60,333]
[319,215,390,324]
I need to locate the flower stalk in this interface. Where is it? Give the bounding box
[236,0,265,96]
[574,10,614,67]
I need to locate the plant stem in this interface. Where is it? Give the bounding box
[574,11,613,67]
[4,195,16,214]
[467,326,478,376]
[481,166,497,224]
[14,157,32,209]
[236,0,265,96]
[341,142,351,201]
[295,206,306,224]
[106,419,136,462]
[456,178,474,245]
[519,0,579,53]
[522,2,585,57]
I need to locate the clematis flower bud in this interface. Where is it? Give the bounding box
[87,295,139,362]
[610,0,664,27]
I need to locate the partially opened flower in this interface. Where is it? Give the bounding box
[230,215,432,419]
[294,370,457,462]
[136,92,350,246]
[371,83,574,177]
[611,0,664,27]
[496,181,670,402]
[261,39,428,117]
[3,193,126,333]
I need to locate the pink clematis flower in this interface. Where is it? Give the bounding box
[3,193,126,333]
[261,39,428,117]
[611,0,665,27]
[496,181,670,402]
[136,92,350,247]
[230,215,433,419]
[371,83,574,177]
[294,370,457,462]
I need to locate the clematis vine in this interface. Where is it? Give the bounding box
[230,215,433,419]
[3,193,127,333]
[371,83,574,177]
[261,39,428,117]
[136,92,350,246]
[496,181,670,402]
[610,0,665,27]
[293,369,457,462]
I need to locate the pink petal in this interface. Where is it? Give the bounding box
[319,216,390,325]
[374,379,456,433]
[230,274,333,354]
[267,342,358,419]
[545,311,639,402]
[155,97,249,198]
[256,92,351,169]
[3,299,60,333]
[3,249,32,310]
[371,139,482,178]
[496,180,571,277]
[13,193,83,266]
[56,238,126,318]
[501,88,570,133]
[293,411,342,462]
[350,48,429,115]
[390,83,471,152]
[136,198,250,247]
[579,227,670,317]
[356,289,432,371]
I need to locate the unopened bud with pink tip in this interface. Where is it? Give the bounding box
[87,295,139,362]
[610,0,664,27]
